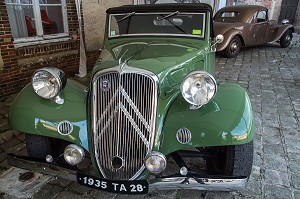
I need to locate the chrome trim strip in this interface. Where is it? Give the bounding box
[120,87,150,131]
[108,12,206,39]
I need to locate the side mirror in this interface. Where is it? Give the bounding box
[210,34,224,52]
[215,34,224,44]
[282,19,289,25]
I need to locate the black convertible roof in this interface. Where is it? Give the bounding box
[107,3,212,14]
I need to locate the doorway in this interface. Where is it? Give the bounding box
[278,0,300,24]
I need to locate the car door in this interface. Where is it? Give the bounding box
[253,9,270,45]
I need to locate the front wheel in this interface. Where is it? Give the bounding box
[206,141,253,178]
[25,134,53,159]
[280,29,293,48]
[223,36,242,58]
[25,134,69,163]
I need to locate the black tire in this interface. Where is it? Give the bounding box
[223,36,242,58]
[25,134,53,159]
[206,141,253,178]
[280,29,293,48]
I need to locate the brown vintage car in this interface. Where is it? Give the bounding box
[214,5,294,58]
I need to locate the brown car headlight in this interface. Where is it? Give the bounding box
[32,67,66,99]
[181,71,217,106]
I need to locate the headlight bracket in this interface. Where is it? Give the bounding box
[52,94,64,105]
[190,104,202,110]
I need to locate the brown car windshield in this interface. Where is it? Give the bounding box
[109,12,206,39]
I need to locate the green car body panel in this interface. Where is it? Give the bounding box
[9,80,90,151]
[8,4,254,180]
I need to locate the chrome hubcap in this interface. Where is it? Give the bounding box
[230,40,239,54]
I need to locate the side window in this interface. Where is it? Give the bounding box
[257,10,267,23]
[5,0,69,42]
[221,11,239,18]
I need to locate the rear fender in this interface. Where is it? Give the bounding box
[268,25,294,42]
[160,83,254,155]
[9,79,90,151]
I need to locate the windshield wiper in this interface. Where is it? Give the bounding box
[157,11,179,21]
[117,12,135,23]
[158,12,187,34]
[124,41,154,64]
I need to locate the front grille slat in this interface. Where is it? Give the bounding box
[92,71,157,180]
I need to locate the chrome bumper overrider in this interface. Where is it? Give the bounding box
[7,154,247,192]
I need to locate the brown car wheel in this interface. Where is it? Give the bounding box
[206,141,253,178]
[280,29,293,48]
[223,36,242,58]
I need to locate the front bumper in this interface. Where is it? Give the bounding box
[7,153,247,192]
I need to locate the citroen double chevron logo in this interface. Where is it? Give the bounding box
[96,86,150,148]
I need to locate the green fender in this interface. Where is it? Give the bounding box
[159,82,254,155]
[9,79,90,151]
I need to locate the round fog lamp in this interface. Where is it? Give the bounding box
[64,144,85,166]
[144,152,166,174]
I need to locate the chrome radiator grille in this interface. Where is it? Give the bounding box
[92,71,157,180]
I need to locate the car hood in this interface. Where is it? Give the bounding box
[213,21,245,35]
[94,40,212,91]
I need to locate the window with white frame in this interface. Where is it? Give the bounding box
[5,0,69,42]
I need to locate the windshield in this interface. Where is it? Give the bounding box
[108,12,206,39]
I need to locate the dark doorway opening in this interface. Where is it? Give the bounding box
[278,0,300,24]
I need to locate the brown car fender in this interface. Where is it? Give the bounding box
[268,24,294,43]
[216,29,244,52]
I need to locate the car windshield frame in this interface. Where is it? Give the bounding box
[108,12,206,39]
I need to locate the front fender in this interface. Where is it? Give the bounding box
[9,79,90,151]
[216,30,243,51]
[160,83,254,155]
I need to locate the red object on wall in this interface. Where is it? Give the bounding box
[25,16,36,36]
[41,10,58,34]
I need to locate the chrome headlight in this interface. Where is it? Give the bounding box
[144,152,166,174]
[32,67,66,99]
[181,71,217,106]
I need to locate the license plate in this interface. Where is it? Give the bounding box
[77,172,149,194]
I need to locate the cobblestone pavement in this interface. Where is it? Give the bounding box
[0,35,300,199]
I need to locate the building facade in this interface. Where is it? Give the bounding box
[0,0,101,100]
[0,0,299,100]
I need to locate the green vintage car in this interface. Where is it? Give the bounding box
[8,3,254,194]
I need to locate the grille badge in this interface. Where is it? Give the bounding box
[101,79,110,91]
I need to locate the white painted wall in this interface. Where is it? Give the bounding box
[82,0,133,51]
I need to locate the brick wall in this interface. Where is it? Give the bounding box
[0,0,99,101]
[0,0,19,100]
